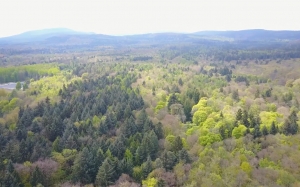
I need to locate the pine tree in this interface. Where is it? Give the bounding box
[178,149,191,163]
[3,160,23,187]
[219,126,226,140]
[168,93,178,109]
[142,156,153,179]
[161,151,177,171]
[30,167,45,187]
[172,136,183,152]
[135,146,146,165]
[242,110,250,127]
[262,125,269,136]
[236,109,242,121]
[270,121,277,135]
[253,125,261,139]
[288,110,299,134]
[232,89,239,100]
[72,147,98,184]
[154,122,164,140]
[95,158,115,187]
[178,78,183,86]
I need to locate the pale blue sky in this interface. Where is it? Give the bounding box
[1,0,299,37]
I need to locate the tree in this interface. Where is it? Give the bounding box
[142,178,158,187]
[219,126,226,140]
[30,167,45,187]
[253,125,261,139]
[95,158,115,187]
[226,74,231,82]
[161,151,177,171]
[22,82,28,91]
[262,125,269,136]
[168,93,179,110]
[283,119,294,135]
[236,109,242,121]
[232,125,247,139]
[142,156,153,179]
[270,121,277,135]
[178,78,183,86]
[72,147,98,184]
[172,136,183,153]
[178,149,191,163]
[16,82,21,90]
[232,89,239,100]
[2,160,23,187]
[242,110,250,127]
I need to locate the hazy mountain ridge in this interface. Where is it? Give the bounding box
[0,28,300,46]
[0,28,94,44]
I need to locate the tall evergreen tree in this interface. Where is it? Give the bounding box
[95,158,115,187]
[253,125,261,139]
[236,109,242,121]
[270,121,277,135]
[3,160,23,187]
[168,93,179,109]
[172,136,183,153]
[72,147,98,184]
[30,167,45,187]
[142,156,153,179]
[262,125,269,136]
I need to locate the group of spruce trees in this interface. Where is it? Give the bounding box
[0,72,190,186]
[219,108,299,140]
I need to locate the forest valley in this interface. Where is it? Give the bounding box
[0,38,300,187]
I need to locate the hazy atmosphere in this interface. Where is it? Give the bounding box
[1,0,300,37]
[1,1,300,187]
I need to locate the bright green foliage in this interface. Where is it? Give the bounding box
[191,97,208,113]
[0,64,60,83]
[92,115,101,127]
[232,125,247,139]
[155,101,166,113]
[1,44,300,187]
[142,177,158,187]
[199,131,222,146]
[1,98,19,113]
[240,162,252,175]
[259,158,280,169]
[192,110,208,125]
[260,111,283,129]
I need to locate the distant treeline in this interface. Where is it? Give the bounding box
[132,56,153,61]
[0,64,60,83]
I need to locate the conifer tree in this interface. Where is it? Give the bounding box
[95,158,115,187]
[270,121,277,135]
[30,167,45,187]
[3,160,23,187]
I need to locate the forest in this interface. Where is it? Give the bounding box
[0,34,300,187]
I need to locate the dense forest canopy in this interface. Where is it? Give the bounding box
[0,30,300,187]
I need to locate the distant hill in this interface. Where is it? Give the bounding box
[0,28,300,46]
[194,29,300,41]
[0,28,94,44]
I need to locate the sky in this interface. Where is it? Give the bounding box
[1,0,299,37]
